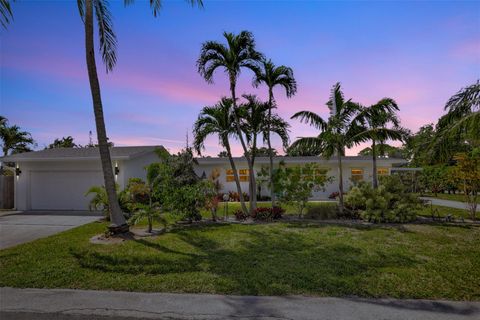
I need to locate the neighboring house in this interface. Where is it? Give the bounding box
[1,146,406,211]
[1,146,164,211]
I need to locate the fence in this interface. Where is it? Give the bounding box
[0,175,14,209]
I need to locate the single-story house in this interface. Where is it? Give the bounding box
[1,146,406,211]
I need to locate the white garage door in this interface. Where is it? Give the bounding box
[30,171,103,210]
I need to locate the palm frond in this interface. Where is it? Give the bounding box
[94,0,117,72]
[0,0,13,29]
[291,111,327,130]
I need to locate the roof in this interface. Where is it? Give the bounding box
[0,146,165,162]
[196,156,407,165]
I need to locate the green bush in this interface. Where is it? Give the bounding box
[345,175,421,223]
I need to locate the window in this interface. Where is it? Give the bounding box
[351,168,364,182]
[226,169,249,182]
[377,168,389,175]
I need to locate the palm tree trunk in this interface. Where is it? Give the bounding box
[337,153,344,215]
[229,77,256,213]
[267,88,275,207]
[85,0,128,233]
[372,140,378,189]
[225,139,249,214]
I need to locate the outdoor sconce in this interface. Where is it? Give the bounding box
[15,166,21,177]
[114,163,120,176]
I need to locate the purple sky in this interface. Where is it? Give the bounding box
[1,0,479,156]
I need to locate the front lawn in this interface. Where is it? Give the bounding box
[418,205,471,220]
[424,193,467,203]
[1,220,479,300]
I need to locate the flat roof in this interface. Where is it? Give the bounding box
[0,146,165,162]
[196,156,407,165]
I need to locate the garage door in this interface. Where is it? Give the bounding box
[30,171,103,210]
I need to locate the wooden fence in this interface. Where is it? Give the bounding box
[0,175,14,209]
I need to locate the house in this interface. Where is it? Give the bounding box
[1,146,406,211]
[1,146,163,211]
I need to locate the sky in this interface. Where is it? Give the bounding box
[1,0,479,156]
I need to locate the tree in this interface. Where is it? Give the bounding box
[358,144,403,158]
[217,151,229,157]
[273,162,330,218]
[253,59,297,207]
[354,99,404,188]
[0,121,35,156]
[78,0,202,234]
[290,82,364,214]
[197,31,264,213]
[452,151,480,220]
[253,147,278,157]
[237,94,289,202]
[48,136,77,149]
[193,98,249,214]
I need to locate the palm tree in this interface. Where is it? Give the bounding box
[354,99,404,188]
[253,59,297,206]
[0,0,13,29]
[79,0,202,234]
[0,123,35,156]
[237,94,290,202]
[290,83,363,214]
[193,97,249,214]
[197,31,264,213]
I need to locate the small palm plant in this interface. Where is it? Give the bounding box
[129,202,166,234]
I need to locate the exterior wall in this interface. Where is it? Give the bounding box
[121,152,161,186]
[195,158,396,200]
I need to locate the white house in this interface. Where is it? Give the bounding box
[1,146,406,211]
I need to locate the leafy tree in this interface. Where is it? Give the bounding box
[217,151,229,157]
[48,136,77,149]
[420,165,448,196]
[0,119,35,156]
[290,82,364,214]
[197,31,264,213]
[253,59,297,207]
[252,147,278,157]
[193,98,249,214]
[452,151,480,220]
[358,144,403,158]
[273,162,330,218]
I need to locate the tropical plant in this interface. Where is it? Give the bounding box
[193,97,248,214]
[420,165,449,196]
[253,58,297,207]
[77,0,202,234]
[48,136,77,149]
[345,175,421,223]
[129,202,166,233]
[85,184,130,220]
[0,120,35,156]
[353,99,404,188]
[197,30,264,213]
[290,82,364,214]
[0,0,13,29]
[237,94,289,203]
[273,162,331,218]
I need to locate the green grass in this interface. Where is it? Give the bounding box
[424,193,467,203]
[418,205,472,220]
[1,220,479,300]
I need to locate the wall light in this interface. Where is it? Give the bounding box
[15,165,21,177]
[114,162,119,176]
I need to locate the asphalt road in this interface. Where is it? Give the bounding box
[1,287,479,320]
[0,211,101,249]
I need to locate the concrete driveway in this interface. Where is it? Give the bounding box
[0,211,102,250]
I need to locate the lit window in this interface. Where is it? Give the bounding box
[226,168,249,182]
[377,168,389,175]
[351,168,364,182]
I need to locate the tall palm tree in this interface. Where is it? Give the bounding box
[354,99,404,188]
[79,0,201,233]
[197,31,264,213]
[290,83,363,214]
[0,123,35,156]
[253,59,297,207]
[193,97,249,214]
[237,94,290,202]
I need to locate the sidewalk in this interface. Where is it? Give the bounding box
[1,287,479,320]
[420,197,479,212]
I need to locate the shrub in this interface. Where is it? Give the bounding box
[234,206,284,221]
[345,176,421,223]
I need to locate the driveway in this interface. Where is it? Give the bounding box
[420,197,479,212]
[0,211,102,250]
